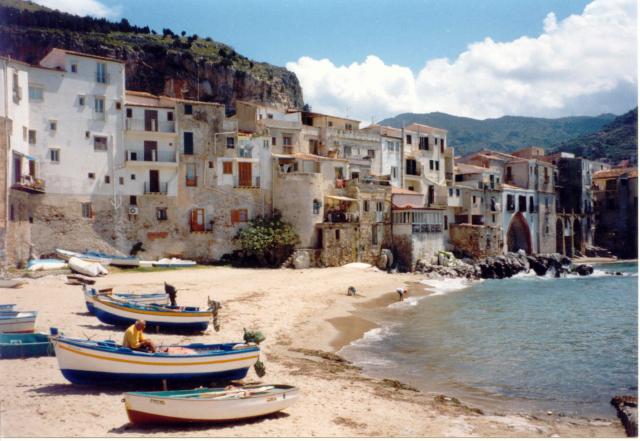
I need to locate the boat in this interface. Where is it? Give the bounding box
[0,311,37,333]
[84,287,169,314]
[124,384,300,425]
[83,251,140,268]
[152,258,197,268]
[0,280,27,289]
[51,334,260,385]
[0,332,53,358]
[66,275,96,285]
[68,257,108,277]
[0,304,16,311]
[27,259,67,271]
[89,295,211,332]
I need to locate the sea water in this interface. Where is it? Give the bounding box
[341,261,638,417]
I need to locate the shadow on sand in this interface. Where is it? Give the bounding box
[28,383,125,397]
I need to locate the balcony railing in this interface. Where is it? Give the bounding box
[126,150,177,163]
[12,175,45,194]
[126,118,175,133]
[325,211,359,223]
[282,145,294,155]
[185,176,198,187]
[144,182,168,194]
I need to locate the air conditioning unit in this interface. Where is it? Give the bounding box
[129,206,139,215]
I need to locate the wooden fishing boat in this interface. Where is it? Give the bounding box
[0,280,27,289]
[27,259,67,271]
[90,295,211,332]
[124,384,300,425]
[0,304,16,311]
[152,258,197,268]
[69,257,108,277]
[0,311,37,333]
[84,287,169,314]
[51,335,260,385]
[0,332,53,358]
[83,251,140,268]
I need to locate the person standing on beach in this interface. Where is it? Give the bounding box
[396,287,407,301]
[123,320,156,352]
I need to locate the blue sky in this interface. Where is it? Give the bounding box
[34,0,637,121]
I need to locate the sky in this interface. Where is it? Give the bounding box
[32,0,638,122]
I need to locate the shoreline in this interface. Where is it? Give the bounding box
[0,266,626,437]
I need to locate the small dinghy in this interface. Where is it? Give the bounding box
[0,332,53,358]
[84,287,169,314]
[69,257,108,277]
[152,258,197,268]
[90,295,210,332]
[66,275,96,286]
[124,384,300,425]
[27,259,67,271]
[51,334,260,385]
[0,311,37,333]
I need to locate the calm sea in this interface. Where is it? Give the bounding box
[340,261,638,417]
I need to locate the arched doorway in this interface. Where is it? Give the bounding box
[573,218,582,256]
[556,219,563,254]
[507,212,532,254]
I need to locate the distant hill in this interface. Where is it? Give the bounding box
[378,112,618,156]
[550,108,637,164]
[0,0,304,111]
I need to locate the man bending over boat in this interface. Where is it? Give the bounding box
[123,320,156,353]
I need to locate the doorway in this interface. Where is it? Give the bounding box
[191,208,205,232]
[144,141,157,161]
[144,110,158,131]
[238,162,252,187]
[149,170,160,193]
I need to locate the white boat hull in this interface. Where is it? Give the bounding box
[69,257,108,277]
[0,312,37,333]
[124,386,300,424]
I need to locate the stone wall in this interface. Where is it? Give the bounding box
[449,224,502,258]
[319,223,358,267]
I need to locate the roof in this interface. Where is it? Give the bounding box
[391,187,422,195]
[593,167,638,179]
[300,110,360,124]
[455,163,489,174]
[501,183,533,191]
[46,48,123,64]
[405,122,447,135]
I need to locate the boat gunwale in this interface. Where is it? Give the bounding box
[125,385,297,400]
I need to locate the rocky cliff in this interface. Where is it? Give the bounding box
[0,1,304,112]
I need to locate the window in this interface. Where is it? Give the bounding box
[131,174,136,180]
[456,189,460,196]
[231,209,248,224]
[88,173,95,179]
[529,196,535,213]
[449,188,453,196]
[267,113,274,119]
[391,166,398,179]
[81,203,92,218]
[440,138,445,153]
[223,161,233,174]
[313,199,321,214]
[115,101,122,110]
[186,163,197,187]
[184,104,193,115]
[85,131,90,139]
[126,108,132,118]
[209,161,214,168]
[472,196,477,204]
[376,201,383,212]
[367,149,375,158]
[444,215,448,230]
[156,207,168,221]
[406,134,412,144]
[96,62,107,83]
[130,195,137,205]
[94,97,105,114]
[343,146,352,157]
[263,139,270,149]
[335,229,340,241]
[419,137,429,150]
[71,63,78,73]
[372,225,378,245]
[328,121,333,127]
[363,200,370,212]
[79,95,85,106]
[518,195,527,212]
[271,137,276,146]
[22,126,27,141]
[283,135,292,147]
[49,120,57,131]
[346,123,353,130]
[167,111,174,121]
[507,194,515,211]
[506,166,513,181]
[94,136,108,151]
[435,161,440,171]
[119,177,124,185]
[183,132,194,154]
[104,175,110,184]
[28,85,43,101]
[429,160,434,170]
[28,130,36,145]
[9,205,14,222]
[226,137,235,149]
[49,149,60,163]
[406,159,418,175]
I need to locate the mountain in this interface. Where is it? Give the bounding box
[550,108,637,164]
[0,0,304,112]
[378,112,618,156]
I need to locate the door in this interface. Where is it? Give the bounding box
[144,141,157,162]
[149,170,160,193]
[13,155,21,184]
[238,162,252,187]
[144,110,158,131]
[191,208,205,232]
[428,185,435,205]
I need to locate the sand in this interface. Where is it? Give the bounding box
[0,266,625,437]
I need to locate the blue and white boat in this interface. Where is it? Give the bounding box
[56,248,140,267]
[0,311,37,333]
[0,332,53,358]
[90,296,212,333]
[84,287,169,314]
[51,334,260,385]
[0,304,16,311]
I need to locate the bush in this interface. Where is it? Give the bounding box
[234,211,299,267]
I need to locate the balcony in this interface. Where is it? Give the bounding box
[126,150,177,166]
[325,211,359,223]
[144,182,168,194]
[12,175,45,194]
[282,145,294,155]
[126,118,175,133]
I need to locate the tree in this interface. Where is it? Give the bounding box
[181,30,186,36]
[234,211,299,267]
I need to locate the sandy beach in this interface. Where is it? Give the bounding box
[0,266,625,437]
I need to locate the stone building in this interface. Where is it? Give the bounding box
[592,167,638,258]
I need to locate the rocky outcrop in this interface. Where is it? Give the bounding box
[611,395,638,437]
[0,26,304,112]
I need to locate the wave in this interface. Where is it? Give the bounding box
[420,277,478,296]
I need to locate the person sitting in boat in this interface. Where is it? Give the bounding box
[123,320,156,353]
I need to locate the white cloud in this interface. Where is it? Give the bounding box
[287,0,637,121]
[32,0,121,18]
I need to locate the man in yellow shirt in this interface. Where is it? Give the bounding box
[122,320,156,352]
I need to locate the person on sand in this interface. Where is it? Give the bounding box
[122,320,156,352]
[396,287,407,301]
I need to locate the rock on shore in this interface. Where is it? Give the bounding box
[611,395,638,437]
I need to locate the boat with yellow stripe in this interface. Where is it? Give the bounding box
[91,295,212,333]
[50,334,260,385]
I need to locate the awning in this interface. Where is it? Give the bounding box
[26,155,36,161]
[326,195,358,202]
